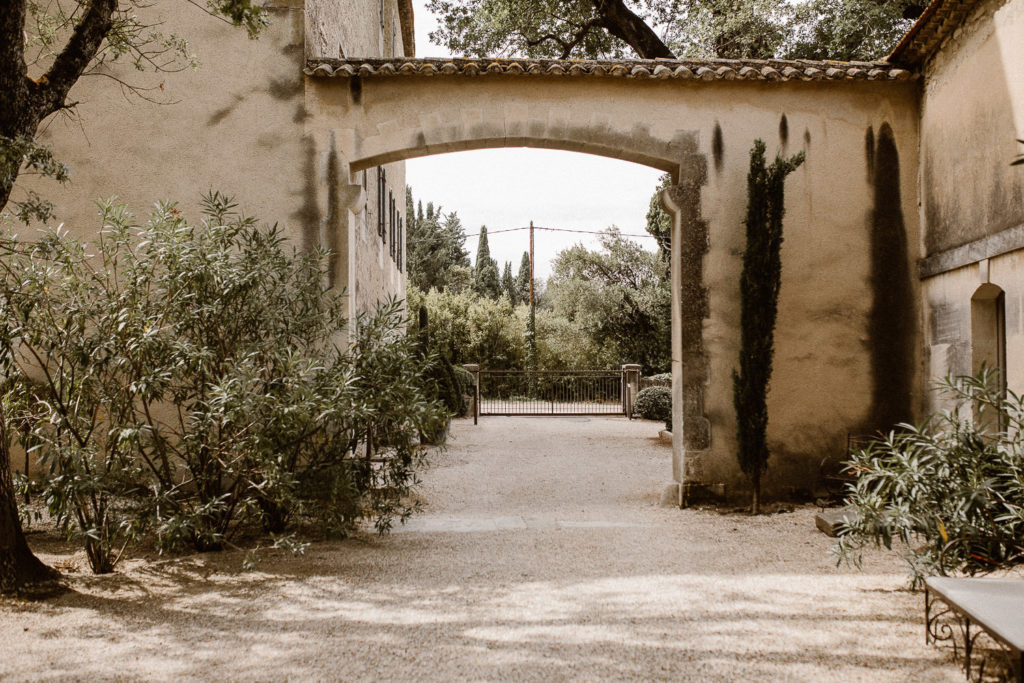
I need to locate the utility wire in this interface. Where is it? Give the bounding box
[405,225,658,247]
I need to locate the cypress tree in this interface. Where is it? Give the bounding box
[474,226,500,299]
[732,139,804,514]
[516,251,531,304]
[501,261,516,304]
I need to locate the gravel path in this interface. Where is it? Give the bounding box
[1,416,962,681]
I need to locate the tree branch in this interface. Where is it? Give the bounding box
[591,0,675,59]
[526,18,602,59]
[36,0,117,117]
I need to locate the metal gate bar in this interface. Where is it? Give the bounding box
[476,369,625,417]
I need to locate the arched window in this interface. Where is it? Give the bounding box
[971,283,1006,428]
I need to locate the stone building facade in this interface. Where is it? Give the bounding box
[894,0,1024,417]
[21,0,1024,503]
[30,0,413,318]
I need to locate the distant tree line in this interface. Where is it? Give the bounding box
[405,183,671,375]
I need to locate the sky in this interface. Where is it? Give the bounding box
[406,1,664,279]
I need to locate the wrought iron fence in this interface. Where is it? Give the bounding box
[475,369,626,416]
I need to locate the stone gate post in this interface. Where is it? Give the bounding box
[463,364,480,425]
[621,364,642,419]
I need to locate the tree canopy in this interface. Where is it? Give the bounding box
[426,0,925,62]
[405,187,472,292]
[546,227,671,374]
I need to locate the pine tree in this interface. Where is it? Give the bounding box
[443,212,471,270]
[405,188,470,292]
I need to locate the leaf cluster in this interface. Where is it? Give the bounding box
[547,227,671,375]
[1,194,443,572]
[836,371,1024,587]
[634,385,671,422]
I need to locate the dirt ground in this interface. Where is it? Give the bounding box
[1,416,966,681]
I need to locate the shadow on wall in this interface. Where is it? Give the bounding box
[867,123,915,432]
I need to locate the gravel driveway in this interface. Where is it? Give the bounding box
[1,416,961,681]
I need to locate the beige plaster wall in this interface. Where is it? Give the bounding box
[310,72,921,499]
[696,85,921,499]
[11,0,408,475]
[28,0,309,244]
[919,0,1024,410]
[21,0,407,313]
[920,0,1024,256]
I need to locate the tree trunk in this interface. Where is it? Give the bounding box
[592,0,675,59]
[0,402,61,596]
[0,0,117,216]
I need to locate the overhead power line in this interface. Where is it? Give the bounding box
[406,225,658,247]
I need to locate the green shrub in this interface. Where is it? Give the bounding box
[634,386,671,422]
[646,373,672,383]
[452,365,474,416]
[0,195,444,571]
[837,372,1024,586]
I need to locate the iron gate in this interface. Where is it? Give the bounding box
[475,369,627,417]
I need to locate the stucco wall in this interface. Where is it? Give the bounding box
[308,70,921,499]
[919,0,1024,410]
[921,0,1024,255]
[307,0,407,60]
[695,85,921,499]
[12,0,409,475]
[29,0,309,244]
[23,0,407,317]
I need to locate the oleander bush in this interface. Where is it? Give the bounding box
[634,385,672,423]
[837,371,1024,586]
[0,194,444,572]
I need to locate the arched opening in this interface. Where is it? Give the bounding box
[403,147,671,381]
[971,282,1006,429]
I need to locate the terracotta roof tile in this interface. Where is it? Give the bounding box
[305,57,916,84]
[888,0,983,66]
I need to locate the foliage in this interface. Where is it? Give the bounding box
[427,0,667,59]
[837,373,1024,587]
[546,227,670,374]
[500,261,517,304]
[425,0,922,61]
[0,195,443,572]
[785,0,924,61]
[533,307,615,371]
[645,173,671,259]
[452,365,475,416]
[516,251,532,304]
[0,136,70,224]
[732,140,804,513]
[405,188,471,293]
[473,225,501,300]
[634,386,671,422]
[407,285,526,370]
[415,305,462,441]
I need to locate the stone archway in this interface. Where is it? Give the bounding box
[303,55,921,503]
